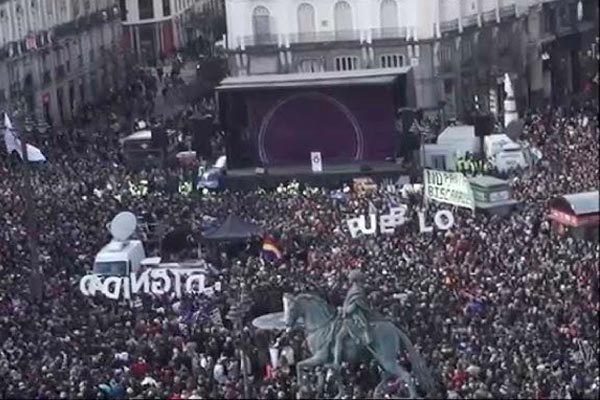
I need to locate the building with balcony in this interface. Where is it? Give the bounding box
[223,0,598,118]
[527,0,598,108]
[188,0,226,52]
[119,0,211,64]
[0,0,124,126]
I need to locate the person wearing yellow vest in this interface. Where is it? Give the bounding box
[128,180,149,197]
[139,180,148,196]
[456,157,465,174]
[473,159,482,176]
[483,160,491,174]
[478,159,487,175]
[128,181,137,196]
[465,158,474,176]
[471,160,479,176]
[178,180,193,196]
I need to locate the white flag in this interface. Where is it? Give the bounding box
[269,346,280,369]
[25,144,46,162]
[3,114,46,162]
[3,114,22,157]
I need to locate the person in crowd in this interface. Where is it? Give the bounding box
[0,95,598,399]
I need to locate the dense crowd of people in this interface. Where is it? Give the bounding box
[1,97,599,399]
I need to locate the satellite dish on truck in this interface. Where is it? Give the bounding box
[108,211,137,241]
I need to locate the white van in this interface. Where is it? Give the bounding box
[492,142,528,172]
[484,134,514,158]
[483,134,528,171]
[93,240,146,276]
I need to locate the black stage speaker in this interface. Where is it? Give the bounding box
[223,93,255,169]
[400,109,415,136]
[360,164,372,173]
[152,126,167,149]
[473,115,494,137]
[191,117,214,157]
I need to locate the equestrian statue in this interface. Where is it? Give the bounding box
[283,270,439,398]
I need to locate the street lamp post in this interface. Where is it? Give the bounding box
[19,115,42,303]
[226,283,253,399]
[438,100,447,130]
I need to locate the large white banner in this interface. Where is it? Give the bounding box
[79,268,219,300]
[424,169,475,210]
[345,206,456,237]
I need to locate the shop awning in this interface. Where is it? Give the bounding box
[552,191,599,215]
[548,191,599,227]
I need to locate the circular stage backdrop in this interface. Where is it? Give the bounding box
[258,92,364,165]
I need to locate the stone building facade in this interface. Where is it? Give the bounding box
[0,0,125,126]
[119,0,219,65]
[223,0,598,119]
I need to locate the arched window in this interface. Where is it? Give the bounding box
[380,0,398,30]
[334,1,353,36]
[297,3,316,36]
[397,0,407,27]
[253,6,272,44]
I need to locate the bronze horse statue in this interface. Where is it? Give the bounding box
[283,293,438,398]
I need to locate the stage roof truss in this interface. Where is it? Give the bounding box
[216,67,412,92]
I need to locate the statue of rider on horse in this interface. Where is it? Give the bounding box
[283,269,440,398]
[335,269,375,365]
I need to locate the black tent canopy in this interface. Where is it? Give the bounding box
[203,215,263,241]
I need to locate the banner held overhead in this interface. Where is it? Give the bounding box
[424,169,475,210]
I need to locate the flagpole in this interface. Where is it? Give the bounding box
[4,108,42,301]
[226,283,252,399]
[240,283,251,400]
[20,116,42,303]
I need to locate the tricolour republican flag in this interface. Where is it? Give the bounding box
[261,236,283,262]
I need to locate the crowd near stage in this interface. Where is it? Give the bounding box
[216,68,415,188]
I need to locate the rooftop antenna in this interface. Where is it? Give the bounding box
[108,211,137,241]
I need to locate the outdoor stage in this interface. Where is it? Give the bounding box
[221,161,407,190]
[216,68,416,170]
